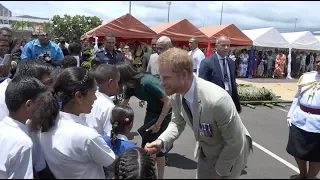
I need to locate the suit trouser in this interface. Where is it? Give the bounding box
[306,64,313,72]
[197,136,251,179]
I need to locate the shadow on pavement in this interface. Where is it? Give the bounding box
[166,153,197,170]
[127,132,139,140]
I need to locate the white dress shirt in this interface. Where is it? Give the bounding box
[216,52,232,93]
[0,117,33,179]
[73,55,80,67]
[58,42,69,49]
[0,79,10,122]
[85,91,115,136]
[184,77,196,113]
[146,53,160,75]
[39,111,116,179]
[188,48,206,75]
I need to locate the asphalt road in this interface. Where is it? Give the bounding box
[127,97,318,179]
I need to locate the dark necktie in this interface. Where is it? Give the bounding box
[222,58,231,94]
[182,97,193,126]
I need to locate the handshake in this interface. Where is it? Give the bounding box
[144,139,163,155]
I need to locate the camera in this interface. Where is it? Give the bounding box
[43,52,51,63]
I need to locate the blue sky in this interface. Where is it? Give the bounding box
[2,1,320,33]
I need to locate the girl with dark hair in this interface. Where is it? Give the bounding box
[30,67,116,179]
[114,147,157,179]
[102,105,136,179]
[103,105,136,155]
[117,62,171,179]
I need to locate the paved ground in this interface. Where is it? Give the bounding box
[127,97,320,179]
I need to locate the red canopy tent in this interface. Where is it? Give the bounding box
[81,13,157,44]
[151,19,208,46]
[200,24,252,56]
[199,24,252,46]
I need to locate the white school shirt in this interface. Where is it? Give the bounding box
[0,79,46,172]
[25,120,47,172]
[85,91,114,136]
[188,48,205,75]
[0,79,10,122]
[0,117,33,179]
[39,111,116,179]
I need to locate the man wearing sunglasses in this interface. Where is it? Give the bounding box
[21,30,64,69]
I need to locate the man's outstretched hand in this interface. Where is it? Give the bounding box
[144,139,163,155]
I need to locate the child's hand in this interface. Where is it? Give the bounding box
[144,145,158,155]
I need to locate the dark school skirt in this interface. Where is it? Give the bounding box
[141,110,172,157]
[286,124,320,162]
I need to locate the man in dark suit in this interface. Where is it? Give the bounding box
[199,35,242,113]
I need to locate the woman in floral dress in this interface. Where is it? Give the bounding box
[273,52,286,78]
[238,49,249,77]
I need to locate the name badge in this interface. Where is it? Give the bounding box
[224,82,230,91]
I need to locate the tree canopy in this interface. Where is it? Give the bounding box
[44,14,102,41]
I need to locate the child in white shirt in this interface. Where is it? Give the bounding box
[0,75,48,179]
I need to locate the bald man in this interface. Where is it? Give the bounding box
[147,36,172,78]
[188,37,205,75]
[199,36,242,113]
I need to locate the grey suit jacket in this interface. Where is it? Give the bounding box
[159,76,252,177]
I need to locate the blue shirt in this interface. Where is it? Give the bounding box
[103,134,135,155]
[21,39,64,68]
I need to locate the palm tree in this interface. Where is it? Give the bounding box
[11,20,35,39]
[11,21,34,31]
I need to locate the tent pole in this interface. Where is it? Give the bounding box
[166,1,172,23]
[129,1,132,14]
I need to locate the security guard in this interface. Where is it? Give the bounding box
[95,32,124,65]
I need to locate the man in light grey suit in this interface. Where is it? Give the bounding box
[145,47,252,179]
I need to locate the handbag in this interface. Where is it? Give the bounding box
[137,118,158,138]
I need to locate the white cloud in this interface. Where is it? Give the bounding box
[1,1,320,33]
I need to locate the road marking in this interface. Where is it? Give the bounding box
[253,141,299,173]
[275,107,289,113]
